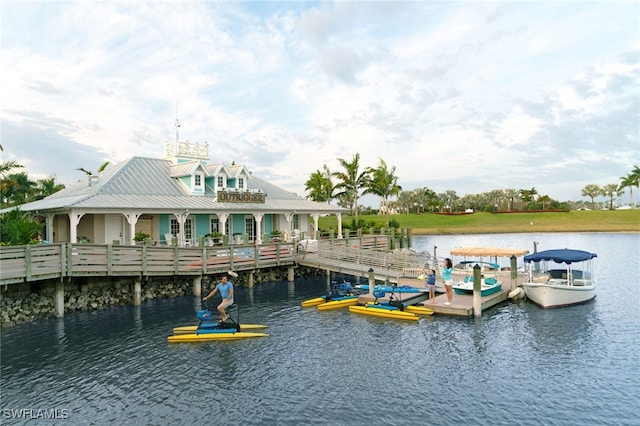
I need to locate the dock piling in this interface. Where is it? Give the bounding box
[473,264,482,317]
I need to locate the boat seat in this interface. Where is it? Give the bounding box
[484,277,497,285]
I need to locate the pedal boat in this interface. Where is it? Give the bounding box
[173,323,268,335]
[349,302,426,321]
[167,329,269,343]
[301,280,360,310]
[168,306,268,342]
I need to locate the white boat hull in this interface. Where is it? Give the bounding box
[523,282,596,308]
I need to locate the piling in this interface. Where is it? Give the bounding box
[510,255,518,292]
[192,276,202,298]
[55,280,64,318]
[368,268,375,296]
[134,277,142,305]
[473,264,482,317]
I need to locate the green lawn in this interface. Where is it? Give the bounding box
[319,210,640,234]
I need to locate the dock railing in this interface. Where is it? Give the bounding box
[0,242,297,285]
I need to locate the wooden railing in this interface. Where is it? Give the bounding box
[0,236,421,286]
[0,242,297,285]
[297,236,434,282]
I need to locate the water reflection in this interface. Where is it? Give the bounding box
[1,233,637,426]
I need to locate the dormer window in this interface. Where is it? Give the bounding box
[194,174,202,188]
[217,176,224,188]
[238,178,244,190]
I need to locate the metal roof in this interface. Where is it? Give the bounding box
[4,156,344,214]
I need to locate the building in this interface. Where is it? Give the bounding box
[10,140,345,246]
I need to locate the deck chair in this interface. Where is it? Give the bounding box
[164,233,174,246]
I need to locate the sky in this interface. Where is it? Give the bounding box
[1,0,639,207]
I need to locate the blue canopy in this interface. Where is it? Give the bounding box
[524,249,597,264]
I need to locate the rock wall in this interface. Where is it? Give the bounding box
[0,266,321,328]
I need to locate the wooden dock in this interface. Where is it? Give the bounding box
[356,286,512,317]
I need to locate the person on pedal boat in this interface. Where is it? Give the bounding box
[203,274,234,322]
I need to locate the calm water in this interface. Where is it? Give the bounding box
[1,233,639,426]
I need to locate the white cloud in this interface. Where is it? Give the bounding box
[1,0,638,205]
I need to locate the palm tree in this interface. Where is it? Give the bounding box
[537,194,552,211]
[304,164,334,204]
[2,172,35,206]
[519,187,538,207]
[77,161,110,176]
[34,177,65,200]
[0,160,24,203]
[581,184,601,210]
[602,183,623,210]
[620,166,640,207]
[332,153,370,224]
[363,158,401,226]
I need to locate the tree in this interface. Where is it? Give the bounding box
[304,164,334,204]
[581,184,601,210]
[77,161,110,176]
[34,177,65,200]
[602,183,623,210]
[503,189,519,211]
[519,187,538,206]
[537,194,552,211]
[2,172,35,206]
[0,209,43,245]
[332,153,370,224]
[363,158,401,226]
[620,165,640,206]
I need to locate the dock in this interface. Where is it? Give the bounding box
[356,286,512,316]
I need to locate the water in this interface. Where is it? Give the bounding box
[1,233,639,425]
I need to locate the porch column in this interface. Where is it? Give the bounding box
[253,213,264,244]
[68,211,85,244]
[217,212,229,242]
[311,214,320,238]
[284,213,293,241]
[124,213,142,246]
[337,214,343,239]
[46,213,55,242]
[176,211,190,246]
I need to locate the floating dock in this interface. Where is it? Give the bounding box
[357,286,512,317]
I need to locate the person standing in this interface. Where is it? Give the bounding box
[427,269,437,303]
[441,258,453,305]
[203,274,234,322]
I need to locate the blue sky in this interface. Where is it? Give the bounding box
[1,1,638,206]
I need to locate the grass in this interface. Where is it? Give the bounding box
[319,210,640,235]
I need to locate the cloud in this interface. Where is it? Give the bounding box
[1,0,638,206]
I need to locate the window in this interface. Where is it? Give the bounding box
[170,218,193,242]
[292,214,299,231]
[210,217,220,234]
[170,219,179,236]
[238,177,244,189]
[184,218,193,241]
[244,216,255,242]
[194,174,202,187]
[217,176,224,188]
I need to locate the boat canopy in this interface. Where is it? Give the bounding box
[450,247,530,257]
[524,249,597,264]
